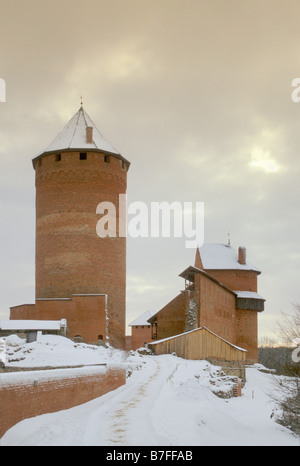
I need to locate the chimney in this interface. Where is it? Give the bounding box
[238,246,246,265]
[86,126,93,144]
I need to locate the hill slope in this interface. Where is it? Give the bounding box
[0,335,298,446]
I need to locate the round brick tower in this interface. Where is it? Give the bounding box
[32,106,130,348]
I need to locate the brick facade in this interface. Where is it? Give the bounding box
[148,244,264,364]
[10,294,107,343]
[0,365,126,440]
[155,294,186,341]
[9,107,130,349]
[130,325,153,351]
[34,151,127,348]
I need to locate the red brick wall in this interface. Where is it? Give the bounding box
[0,365,126,440]
[195,273,237,345]
[156,293,186,340]
[34,151,128,349]
[10,294,107,343]
[131,325,154,350]
[236,309,258,363]
[202,269,258,293]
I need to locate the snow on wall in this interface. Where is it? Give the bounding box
[0,365,126,439]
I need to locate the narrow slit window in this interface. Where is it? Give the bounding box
[104,155,111,163]
[55,154,61,162]
[80,152,87,160]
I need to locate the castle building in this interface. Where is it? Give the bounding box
[128,310,156,350]
[147,243,265,364]
[10,106,130,349]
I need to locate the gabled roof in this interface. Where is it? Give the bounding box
[129,310,157,327]
[198,243,261,273]
[33,106,130,167]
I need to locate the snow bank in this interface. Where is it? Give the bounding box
[0,336,298,446]
[2,334,143,369]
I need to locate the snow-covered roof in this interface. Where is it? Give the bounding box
[129,310,157,327]
[198,243,261,273]
[234,291,265,300]
[0,320,66,331]
[34,106,122,158]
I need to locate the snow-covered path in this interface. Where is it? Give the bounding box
[1,354,299,446]
[85,357,176,446]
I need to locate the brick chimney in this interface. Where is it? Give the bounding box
[86,126,93,144]
[238,246,246,265]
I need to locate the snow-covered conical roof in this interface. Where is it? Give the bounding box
[33,106,129,166]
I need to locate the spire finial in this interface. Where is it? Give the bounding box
[80,96,83,107]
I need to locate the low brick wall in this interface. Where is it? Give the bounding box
[0,364,126,439]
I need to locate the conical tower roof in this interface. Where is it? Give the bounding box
[33,106,130,167]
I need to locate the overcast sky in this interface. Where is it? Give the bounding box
[1,0,300,341]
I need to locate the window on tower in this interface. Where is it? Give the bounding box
[80,152,87,160]
[55,154,61,162]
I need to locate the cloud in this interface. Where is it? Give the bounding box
[1,0,300,340]
[127,276,166,294]
[249,148,280,173]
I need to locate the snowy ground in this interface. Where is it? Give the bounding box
[0,335,299,446]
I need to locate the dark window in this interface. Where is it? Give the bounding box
[104,155,110,163]
[80,152,87,160]
[55,154,61,162]
[98,334,103,341]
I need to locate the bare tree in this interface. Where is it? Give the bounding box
[277,303,300,348]
[272,304,300,436]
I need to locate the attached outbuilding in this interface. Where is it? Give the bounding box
[0,319,67,342]
[148,326,247,380]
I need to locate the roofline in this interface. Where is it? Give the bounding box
[204,267,261,275]
[148,325,247,352]
[147,292,184,324]
[147,314,157,324]
[131,310,159,326]
[129,322,152,327]
[197,243,261,274]
[179,265,237,296]
[32,148,131,170]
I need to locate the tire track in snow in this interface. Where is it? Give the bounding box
[106,357,169,445]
